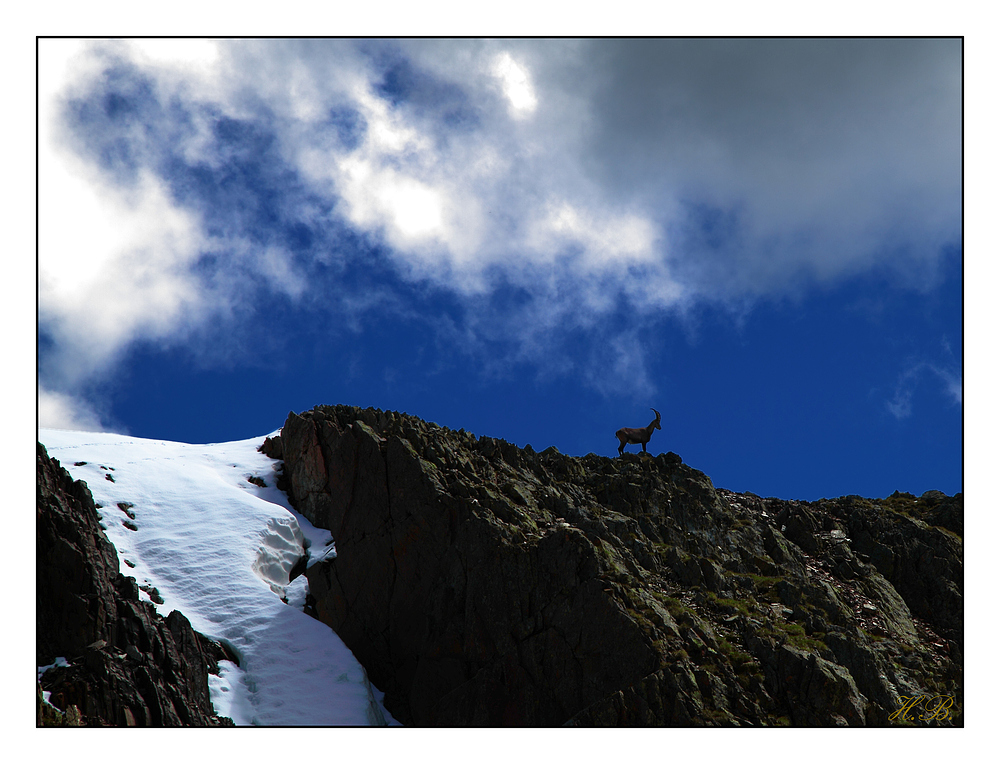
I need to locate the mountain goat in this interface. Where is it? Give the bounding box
[616,408,661,456]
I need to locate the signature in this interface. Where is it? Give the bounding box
[889,694,955,723]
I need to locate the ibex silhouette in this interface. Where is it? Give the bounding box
[616,408,661,456]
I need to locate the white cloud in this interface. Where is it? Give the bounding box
[38,388,109,432]
[528,201,658,270]
[38,159,207,384]
[37,39,961,417]
[493,52,537,117]
[37,40,243,426]
[335,156,448,246]
[381,178,445,239]
[127,38,221,70]
[279,43,661,299]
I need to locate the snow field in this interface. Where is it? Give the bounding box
[39,428,397,726]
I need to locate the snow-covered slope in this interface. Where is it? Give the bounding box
[39,428,398,726]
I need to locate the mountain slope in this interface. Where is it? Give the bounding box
[270,404,962,726]
[37,442,232,726]
[38,405,962,726]
[37,429,395,726]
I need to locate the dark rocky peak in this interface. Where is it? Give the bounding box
[263,404,962,726]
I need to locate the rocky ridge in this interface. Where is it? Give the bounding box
[36,443,234,726]
[263,404,963,727]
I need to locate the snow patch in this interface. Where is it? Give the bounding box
[37,656,70,682]
[308,538,338,568]
[206,659,255,726]
[252,515,306,598]
[39,428,399,725]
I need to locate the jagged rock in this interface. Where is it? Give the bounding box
[265,404,963,727]
[844,497,963,643]
[36,443,233,726]
[259,434,283,460]
[772,645,867,726]
[37,682,83,726]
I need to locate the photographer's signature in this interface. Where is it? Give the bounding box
[889,694,955,723]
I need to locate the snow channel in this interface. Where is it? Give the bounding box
[39,428,398,726]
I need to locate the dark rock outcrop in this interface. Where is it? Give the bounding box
[36,442,234,726]
[268,405,962,727]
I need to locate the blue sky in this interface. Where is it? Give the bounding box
[37,38,962,501]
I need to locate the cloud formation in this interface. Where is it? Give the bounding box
[886,360,963,420]
[38,39,961,428]
[578,39,961,297]
[38,388,109,432]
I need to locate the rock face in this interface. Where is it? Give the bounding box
[270,405,963,727]
[36,443,234,726]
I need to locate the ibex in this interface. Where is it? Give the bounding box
[616,408,661,456]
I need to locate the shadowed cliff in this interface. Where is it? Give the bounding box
[263,404,962,727]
